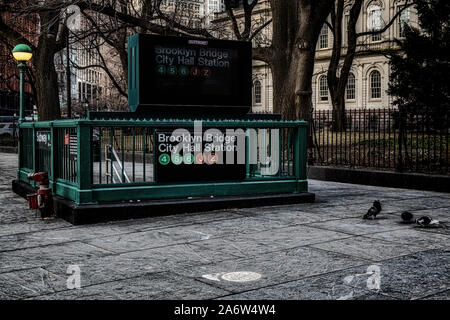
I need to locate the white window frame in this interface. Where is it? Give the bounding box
[319,24,329,49]
[369,70,382,100]
[346,73,356,101]
[319,76,329,102]
[254,80,262,104]
[368,3,383,42]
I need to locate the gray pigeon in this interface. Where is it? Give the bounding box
[363,200,382,220]
[401,211,414,222]
[415,215,439,227]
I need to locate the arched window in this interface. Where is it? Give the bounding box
[370,70,381,99]
[319,24,328,49]
[368,3,383,41]
[346,73,356,100]
[254,80,262,104]
[398,6,411,37]
[319,76,328,101]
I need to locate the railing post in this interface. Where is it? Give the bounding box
[31,122,36,187]
[77,123,93,204]
[17,121,21,180]
[50,122,56,191]
[295,122,308,192]
[397,106,404,172]
[245,129,250,178]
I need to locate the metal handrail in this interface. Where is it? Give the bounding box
[105,144,130,183]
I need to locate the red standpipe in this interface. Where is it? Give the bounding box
[26,172,53,218]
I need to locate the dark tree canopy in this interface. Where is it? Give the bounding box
[388,0,450,129]
[0,0,334,120]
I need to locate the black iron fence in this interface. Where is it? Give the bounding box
[4,106,449,176]
[309,108,450,175]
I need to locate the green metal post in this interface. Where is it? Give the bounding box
[32,123,36,186]
[132,127,135,182]
[143,128,146,181]
[50,123,55,190]
[121,129,124,181]
[18,62,26,121]
[77,124,93,203]
[16,62,26,179]
[245,130,250,178]
[295,124,308,192]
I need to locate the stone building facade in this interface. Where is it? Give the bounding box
[313,0,418,111]
[213,0,418,113]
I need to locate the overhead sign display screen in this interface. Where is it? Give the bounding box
[128,34,252,114]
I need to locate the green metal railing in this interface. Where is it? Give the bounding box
[20,127,34,170]
[18,118,308,204]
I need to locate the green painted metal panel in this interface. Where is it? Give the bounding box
[128,34,139,112]
[18,168,33,183]
[17,118,310,205]
[19,119,307,128]
[54,180,81,202]
[52,179,306,204]
[92,180,300,203]
[50,124,55,192]
[294,126,308,192]
[76,124,93,203]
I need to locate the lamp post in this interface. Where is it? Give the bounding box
[12,44,33,121]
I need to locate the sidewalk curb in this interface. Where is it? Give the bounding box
[308,166,450,193]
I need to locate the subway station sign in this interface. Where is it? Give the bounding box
[154,127,246,183]
[127,34,252,114]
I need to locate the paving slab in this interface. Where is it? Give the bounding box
[42,242,241,289]
[84,215,297,254]
[377,197,450,214]
[218,264,397,300]
[0,153,449,300]
[307,216,411,236]
[0,241,112,274]
[222,250,450,300]
[171,246,367,294]
[127,209,244,232]
[0,224,140,252]
[83,226,204,254]
[229,225,352,254]
[251,210,340,225]
[371,249,450,300]
[310,236,429,262]
[0,219,73,238]
[32,272,230,300]
[365,229,450,250]
[0,267,66,299]
[423,290,450,300]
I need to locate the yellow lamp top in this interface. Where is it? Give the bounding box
[12,44,33,61]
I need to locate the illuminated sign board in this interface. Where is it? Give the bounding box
[154,128,246,183]
[128,34,252,114]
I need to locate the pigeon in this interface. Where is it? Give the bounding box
[363,200,382,220]
[401,211,414,222]
[415,215,440,227]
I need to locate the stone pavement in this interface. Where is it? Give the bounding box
[0,152,448,300]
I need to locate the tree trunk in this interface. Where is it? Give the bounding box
[270,0,334,120]
[272,48,316,120]
[34,11,61,121]
[331,94,346,131]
